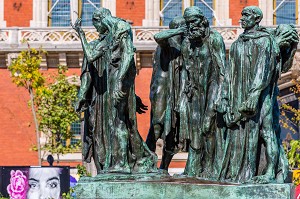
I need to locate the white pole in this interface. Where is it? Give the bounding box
[273,0,287,13]
[159,0,173,17]
[87,0,100,10]
[199,0,222,26]
[47,0,60,16]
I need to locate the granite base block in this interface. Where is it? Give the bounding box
[74,176,294,199]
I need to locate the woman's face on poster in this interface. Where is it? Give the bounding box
[27,168,61,199]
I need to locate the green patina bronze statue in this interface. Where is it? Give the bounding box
[178,6,226,178]
[72,8,157,174]
[217,6,298,183]
[71,5,298,187]
[146,16,187,171]
[149,6,298,184]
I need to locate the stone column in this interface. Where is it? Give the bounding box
[8,28,19,46]
[79,53,84,67]
[298,1,300,25]
[59,53,67,66]
[291,51,300,73]
[153,0,160,25]
[40,54,48,70]
[71,0,79,24]
[6,53,19,67]
[102,0,116,16]
[142,0,160,26]
[183,0,191,10]
[214,0,231,26]
[30,0,48,27]
[0,0,6,27]
[259,0,274,26]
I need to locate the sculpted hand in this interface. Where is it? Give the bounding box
[202,116,212,135]
[136,95,148,114]
[276,26,299,49]
[178,26,188,36]
[75,98,88,113]
[184,81,194,102]
[71,18,83,33]
[239,95,259,117]
[224,112,242,128]
[224,112,234,127]
[113,80,126,102]
[215,98,229,114]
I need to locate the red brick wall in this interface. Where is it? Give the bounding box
[4,0,32,27]
[0,68,81,166]
[229,0,259,25]
[0,66,155,165]
[135,67,152,140]
[136,68,187,169]
[116,0,145,26]
[0,69,38,165]
[1,65,186,167]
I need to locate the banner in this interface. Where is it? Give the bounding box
[0,166,70,199]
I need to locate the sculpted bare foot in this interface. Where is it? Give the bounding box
[251,174,275,184]
[108,164,131,174]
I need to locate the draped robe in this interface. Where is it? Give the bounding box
[179,29,226,177]
[218,29,285,183]
[79,19,157,174]
[147,37,183,153]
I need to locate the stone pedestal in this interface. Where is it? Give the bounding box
[75,174,294,199]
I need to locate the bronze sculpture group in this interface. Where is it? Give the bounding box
[72,6,299,184]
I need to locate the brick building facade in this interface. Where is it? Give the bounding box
[0,0,299,172]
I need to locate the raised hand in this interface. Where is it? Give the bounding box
[275,24,299,49]
[71,18,83,33]
[179,25,188,36]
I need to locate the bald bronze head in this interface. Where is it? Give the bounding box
[240,6,263,31]
[92,8,112,34]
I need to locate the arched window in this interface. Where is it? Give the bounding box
[274,0,297,24]
[49,0,71,26]
[79,0,102,26]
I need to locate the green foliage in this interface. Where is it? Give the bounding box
[281,80,300,170]
[8,47,46,165]
[284,140,300,169]
[35,65,81,159]
[76,164,91,177]
[62,188,75,199]
[293,170,300,186]
[8,47,81,164]
[62,164,92,199]
[0,193,9,199]
[8,48,46,90]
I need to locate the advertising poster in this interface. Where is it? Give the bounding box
[0,166,70,199]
